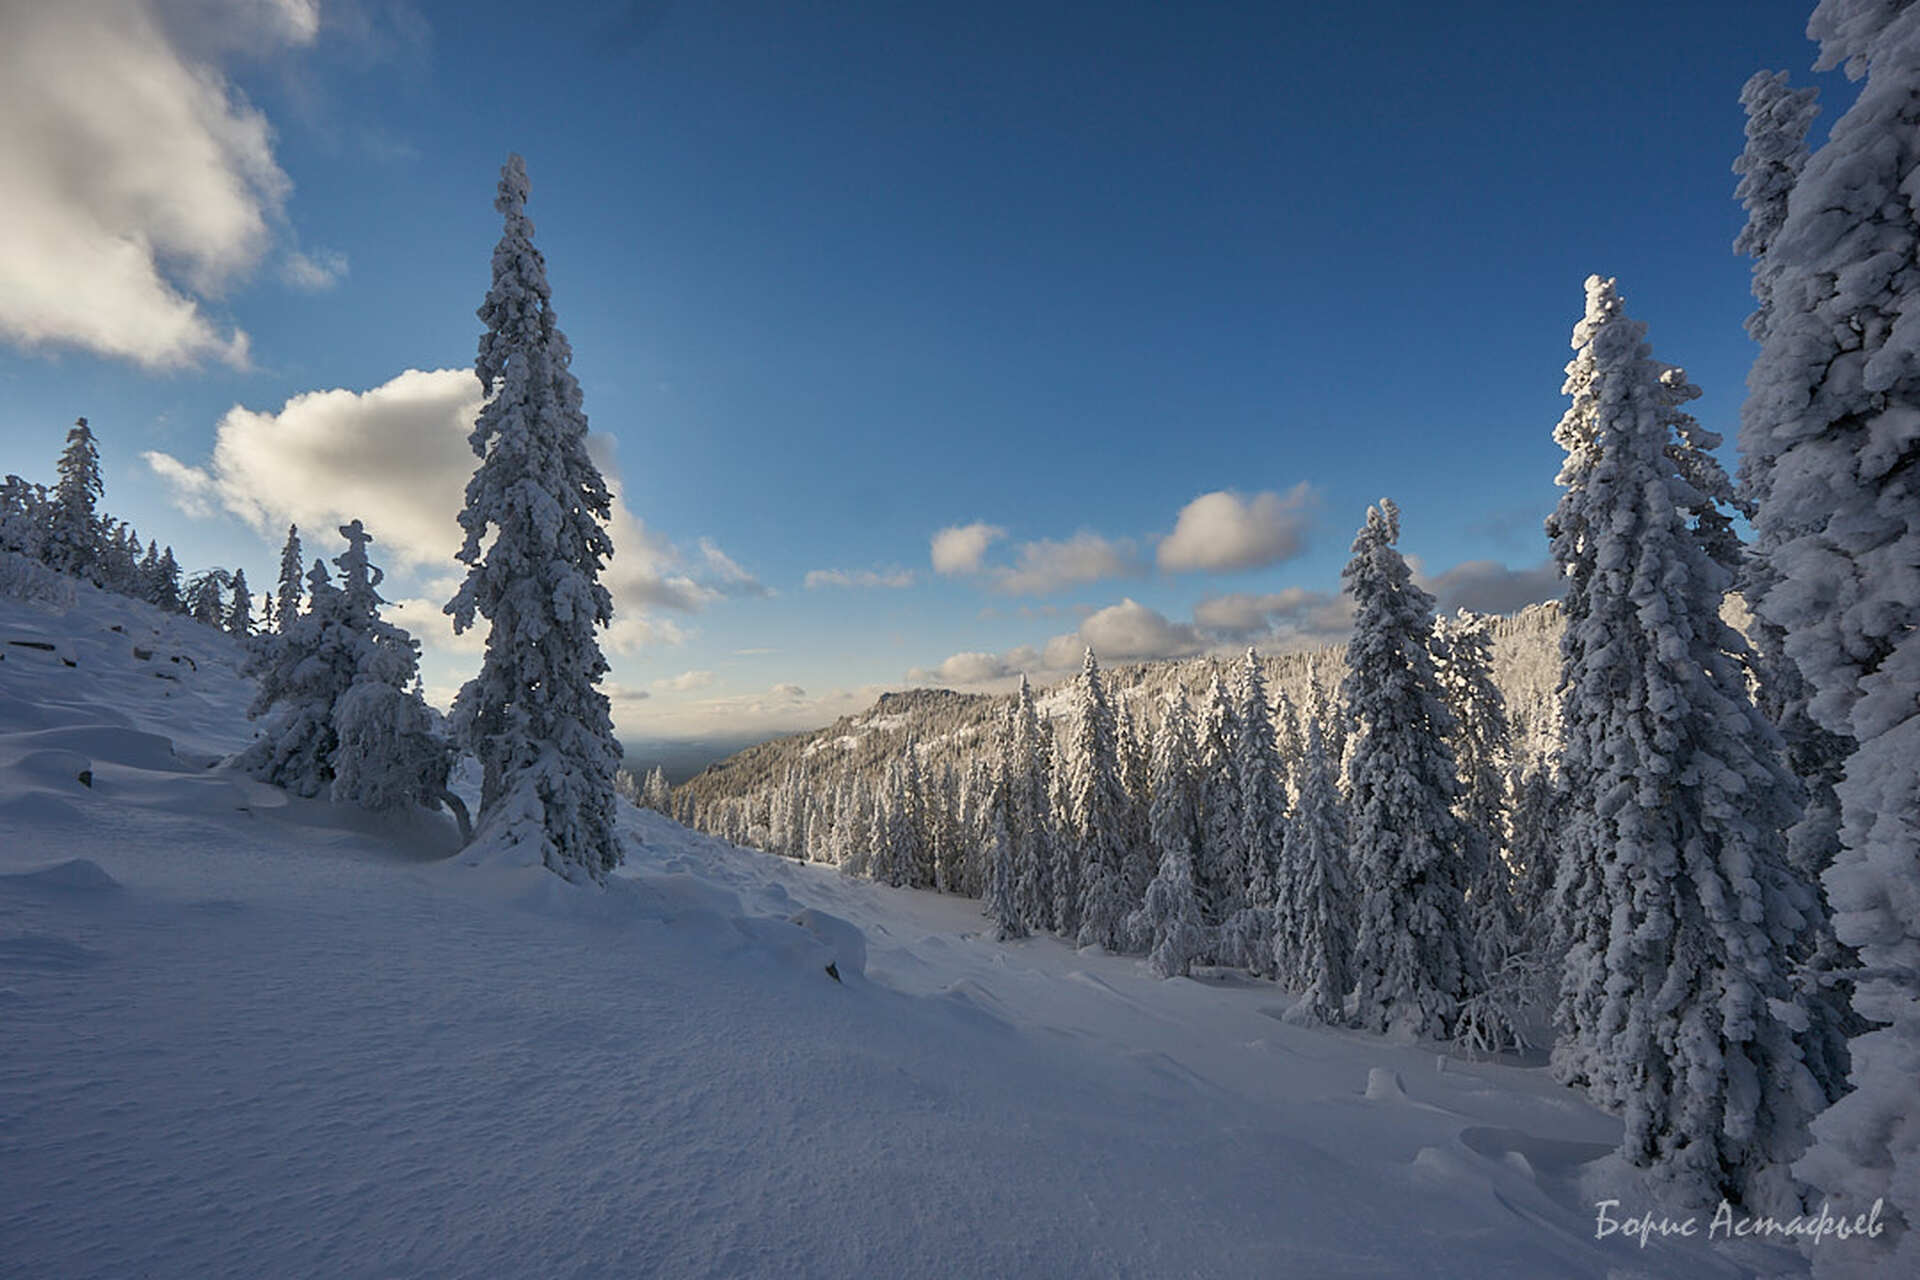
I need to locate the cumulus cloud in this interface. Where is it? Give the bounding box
[1417,559,1563,617]
[146,368,483,566]
[0,0,320,369]
[804,566,916,590]
[1074,597,1204,661]
[1157,485,1315,573]
[1193,588,1356,648]
[992,532,1142,596]
[146,366,762,656]
[931,522,1005,576]
[652,670,716,694]
[911,598,1200,689]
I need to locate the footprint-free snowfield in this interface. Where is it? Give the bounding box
[0,580,1795,1277]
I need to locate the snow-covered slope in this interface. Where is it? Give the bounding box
[0,575,1807,1277]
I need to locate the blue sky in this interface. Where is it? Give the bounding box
[0,0,1850,756]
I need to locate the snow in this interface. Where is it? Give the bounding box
[0,579,1829,1277]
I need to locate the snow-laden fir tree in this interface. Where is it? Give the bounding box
[45,419,102,581]
[1048,720,1080,938]
[237,558,358,797]
[1008,677,1054,934]
[1132,693,1207,978]
[1733,61,1860,1111]
[1507,760,1561,954]
[982,756,1025,942]
[1733,69,1821,346]
[1068,649,1134,950]
[1,475,47,559]
[1742,2,1920,1258]
[1431,610,1517,978]
[1234,648,1287,912]
[1116,699,1155,902]
[1341,500,1477,1040]
[1551,275,1820,1213]
[328,521,460,828]
[1274,718,1351,1024]
[275,525,303,630]
[226,568,253,638]
[444,154,623,883]
[185,570,228,628]
[641,766,671,812]
[1195,673,1245,929]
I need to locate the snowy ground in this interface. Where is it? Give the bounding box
[0,573,1827,1277]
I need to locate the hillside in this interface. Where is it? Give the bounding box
[0,561,1815,1276]
[673,602,1567,830]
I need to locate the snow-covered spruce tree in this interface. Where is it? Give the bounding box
[444,155,623,883]
[1195,672,1246,930]
[1132,693,1207,978]
[226,568,253,638]
[1431,611,1518,979]
[1008,677,1055,933]
[1733,63,1861,1111]
[1341,500,1477,1040]
[1048,721,1080,937]
[1552,275,1819,1213]
[1117,699,1156,903]
[1740,1,1920,1257]
[237,559,358,797]
[1733,69,1821,347]
[642,765,671,812]
[0,475,47,558]
[1275,718,1352,1024]
[328,521,461,829]
[185,570,228,627]
[1068,649,1134,950]
[982,757,1026,942]
[1507,760,1562,954]
[45,418,103,581]
[1235,648,1288,913]
[275,525,303,629]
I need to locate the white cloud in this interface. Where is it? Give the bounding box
[770,683,806,700]
[1417,559,1563,617]
[1157,485,1316,573]
[699,537,768,598]
[911,598,1200,689]
[804,566,917,590]
[145,366,759,658]
[930,522,1005,575]
[1073,597,1204,661]
[0,0,319,369]
[652,670,716,694]
[146,368,484,567]
[282,247,349,291]
[993,532,1142,597]
[1193,587,1355,649]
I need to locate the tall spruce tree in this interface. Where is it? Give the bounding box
[1135,693,1206,978]
[1068,649,1133,951]
[982,757,1025,942]
[1742,1,1920,1257]
[1341,500,1477,1040]
[1195,673,1246,929]
[46,418,103,581]
[1552,275,1819,1213]
[1733,63,1859,1111]
[275,524,304,630]
[445,155,623,883]
[1275,718,1352,1023]
[1432,610,1517,977]
[226,568,253,638]
[1008,678,1054,933]
[1234,649,1288,911]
